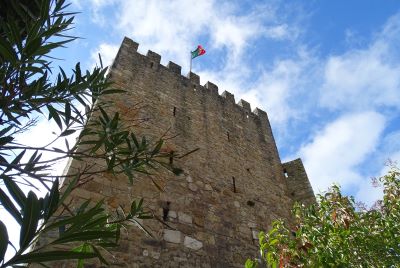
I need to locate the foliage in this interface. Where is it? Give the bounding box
[0,0,180,266]
[246,166,400,267]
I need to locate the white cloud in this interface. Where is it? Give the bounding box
[298,111,386,194]
[90,43,119,69]
[79,0,120,25]
[264,24,292,40]
[320,14,400,111]
[242,63,299,124]
[242,52,313,125]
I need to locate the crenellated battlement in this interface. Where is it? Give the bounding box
[113,37,270,122]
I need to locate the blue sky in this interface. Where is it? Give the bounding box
[48,0,400,205]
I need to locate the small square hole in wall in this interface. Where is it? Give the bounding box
[283,168,289,178]
[247,200,255,207]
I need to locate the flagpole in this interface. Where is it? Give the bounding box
[189,50,192,73]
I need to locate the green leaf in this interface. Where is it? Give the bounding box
[0,188,22,224]
[3,176,26,210]
[44,179,60,220]
[128,218,153,238]
[52,231,116,244]
[91,245,108,265]
[81,215,108,230]
[47,105,63,130]
[101,89,126,95]
[0,38,18,64]
[98,106,109,122]
[24,37,42,58]
[131,133,139,148]
[151,139,163,156]
[4,149,26,173]
[60,129,76,137]
[0,136,14,146]
[130,198,144,216]
[73,243,92,268]
[76,199,91,215]
[19,191,40,249]
[0,220,8,262]
[58,175,78,205]
[107,155,116,171]
[43,204,103,232]
[0,126,13,137]
[65,102,71,125]
[245,259,257,268]
[10,251,98,264]
[110,112,119,129]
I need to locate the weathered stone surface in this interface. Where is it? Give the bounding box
[188,183,198,192]
[252,230,259,240]
[248,222,257,228]
[195,180,204,188]
[168,210,177,219]
[150,251,160,259]
[163,229,182,244]
[204,184,213,191]
[184,236,203,250]
[178,211,192,224]
[193,215,205,227]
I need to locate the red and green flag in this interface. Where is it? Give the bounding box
[191,45,206,59]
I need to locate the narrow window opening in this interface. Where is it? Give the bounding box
[150,62,154,68]
[173,106,176,116]
[169,151,174,164]
[291,191,295,197]
[193,85,197,92]
[283,168,289,178]
[227,132,230,141]
[246,114,249,119]
[162,201,171,221]
[232,177,237,193]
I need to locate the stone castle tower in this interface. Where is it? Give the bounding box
[57,37,315,267]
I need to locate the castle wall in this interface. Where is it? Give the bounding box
[38,37,314,268]
[282,159,316,206]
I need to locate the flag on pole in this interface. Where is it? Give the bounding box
[191,45,206,59]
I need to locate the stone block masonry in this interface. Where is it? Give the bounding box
[38,37,315,268]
